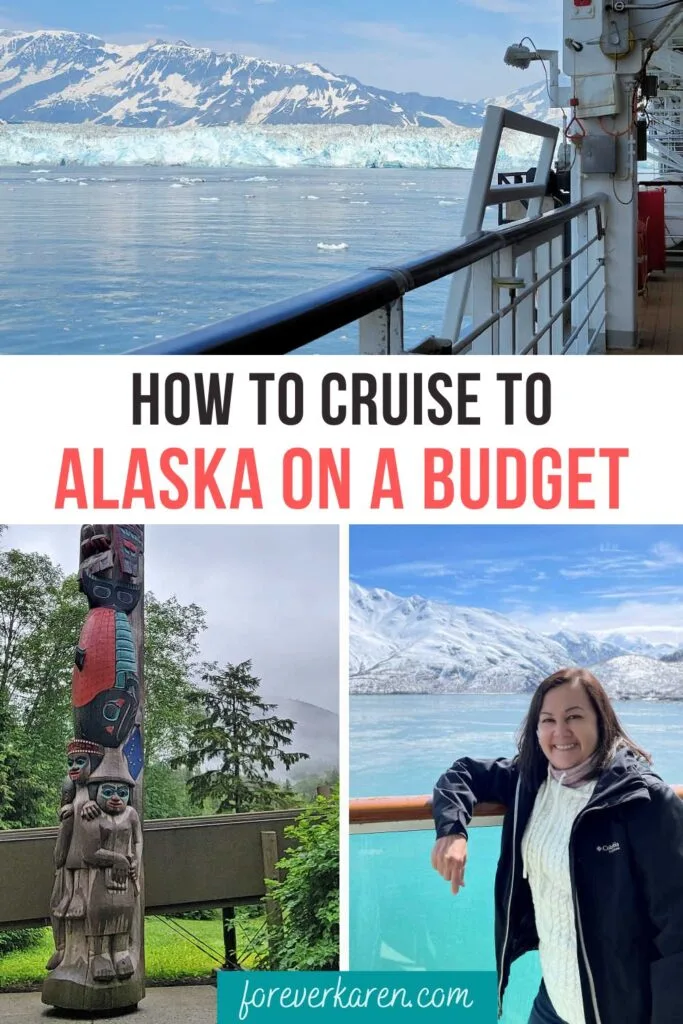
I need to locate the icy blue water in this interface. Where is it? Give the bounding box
[0,165,478,354]
[350,692,683,796]
[349,695,683,1022]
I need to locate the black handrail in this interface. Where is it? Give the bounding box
[130,194,608,357]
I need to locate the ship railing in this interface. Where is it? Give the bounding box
[351,789,681,984]
[350,782,683,834]
[132,193,608,357]
[350,795,504,833]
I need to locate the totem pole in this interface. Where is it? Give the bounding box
[43,526,145,1012]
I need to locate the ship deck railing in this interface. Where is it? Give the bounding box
[349,786,683,1021]
[132,193,608,357]
[349,784,683,833]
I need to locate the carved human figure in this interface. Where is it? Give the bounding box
[47,739,104,971]
[80,753,143,983]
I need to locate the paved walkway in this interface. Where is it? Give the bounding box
[0,987,215,1024]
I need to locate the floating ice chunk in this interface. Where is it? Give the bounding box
[438,200,457,205]
[199,196,220,201]
[78,181,88,186]
[317,242,349,251]
[33,176,50,183]
[302,194,319,200]
[350,200,369,205]
[245,175,269,181]
[170,183,184,188]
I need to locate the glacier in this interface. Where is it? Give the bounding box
[0,122,542,169]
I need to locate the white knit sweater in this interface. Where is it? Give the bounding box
[521,774,597,1024]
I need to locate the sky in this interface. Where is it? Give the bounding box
[4,524,339,712]
[1,0,563,100]
[350,525,683,644]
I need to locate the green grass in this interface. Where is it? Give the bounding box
[0,912,269,990]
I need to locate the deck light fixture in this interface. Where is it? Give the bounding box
[503,44,568,109]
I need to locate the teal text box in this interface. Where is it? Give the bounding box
[218,971,497,1022]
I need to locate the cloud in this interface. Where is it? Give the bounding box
[645,541,683,567]
[199,19,554,99]
[359,556,526,584]
[204,1,241,14]
[559,541,683,581]
[360,560,457,579]
[584,585,683,600]
[510,599,683,645]
[461,0,561,24]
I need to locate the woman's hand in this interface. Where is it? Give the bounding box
[431,834,468,894]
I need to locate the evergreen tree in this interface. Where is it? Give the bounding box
[172,660,309,813]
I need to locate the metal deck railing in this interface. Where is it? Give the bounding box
[128,107,610,357]
[349,783,683,833]
[131,194,608,358]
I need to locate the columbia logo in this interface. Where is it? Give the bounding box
[596,842,620,854]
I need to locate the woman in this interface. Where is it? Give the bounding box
[431,668,683,1024]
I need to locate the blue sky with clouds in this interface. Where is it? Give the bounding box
[350,526,683,642]
[2,0,562,99]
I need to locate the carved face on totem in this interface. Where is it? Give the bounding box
[96,783,131,815]
[67,755,91,784]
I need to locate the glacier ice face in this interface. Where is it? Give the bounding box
[0,122,542,169]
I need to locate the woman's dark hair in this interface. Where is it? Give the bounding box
[517,667,651,788]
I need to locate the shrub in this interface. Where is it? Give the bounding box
[0,928,42,956]
[265,788,339,970]
[161,908,219,921]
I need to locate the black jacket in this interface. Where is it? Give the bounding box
[433,748,683,1024]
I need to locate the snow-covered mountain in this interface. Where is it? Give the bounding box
[546,629,675,666]
[587,655,683,700]
[0,29,486,128]
[485,82,553,123]
[350,583,570,694]
[350,583,683,698]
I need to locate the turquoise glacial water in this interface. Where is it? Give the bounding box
[349,694,683,1023]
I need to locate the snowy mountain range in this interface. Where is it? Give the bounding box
[0,29,492,128]
[350,583,683,699]
[485,81,553,124]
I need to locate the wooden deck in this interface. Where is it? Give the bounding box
[630,266,683,354]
